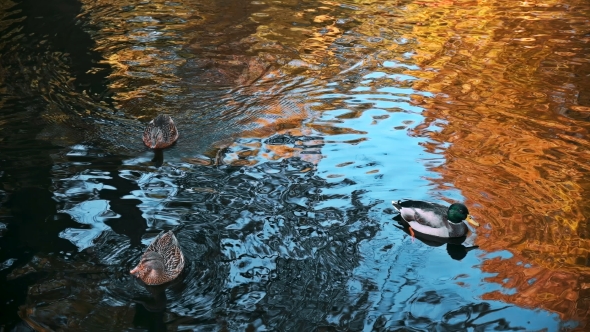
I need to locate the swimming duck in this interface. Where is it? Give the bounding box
[130,230,185,285]
[142,114,179,149]
[391,200,479,238]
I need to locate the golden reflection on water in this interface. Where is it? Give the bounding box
[392,0,590,323]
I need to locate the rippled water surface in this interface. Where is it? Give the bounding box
[1,0,590,330]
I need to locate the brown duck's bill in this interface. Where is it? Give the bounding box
[466,215,479,227]
[130,266,139,276]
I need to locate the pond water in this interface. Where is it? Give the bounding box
[1,0,589,330]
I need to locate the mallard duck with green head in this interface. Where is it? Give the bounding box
[130,230,185,285]
[142,114,179,149]
[391,200,479,239]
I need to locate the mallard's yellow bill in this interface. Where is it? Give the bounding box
[466,215,479,227]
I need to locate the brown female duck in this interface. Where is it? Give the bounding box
[130,230,185,285]
[142,114,179,149]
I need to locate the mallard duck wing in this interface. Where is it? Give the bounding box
[158,231,185,274]
[393,200,448,228]
[146,230,185,275]
[165,242,185,276]
[153,115,177,143]
[144,230,166,253]
[167,118,179,143]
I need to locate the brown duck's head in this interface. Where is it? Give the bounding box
[145,126,165,149]
[130,251,166,285]
[142,115,178,149]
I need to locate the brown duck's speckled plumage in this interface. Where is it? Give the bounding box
[142,114,179,149]
[130,230,185,285]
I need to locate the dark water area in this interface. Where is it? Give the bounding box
[1,0,590,331]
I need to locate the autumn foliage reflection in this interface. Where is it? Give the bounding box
[397,0,590,326]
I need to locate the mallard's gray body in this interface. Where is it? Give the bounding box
[391,200,477,238]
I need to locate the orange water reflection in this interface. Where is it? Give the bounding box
[396,0,590,326]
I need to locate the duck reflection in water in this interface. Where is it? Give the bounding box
[393,216,479,261]
[392,214,479,260]
[132,269,188,332]
[142,114,179,167]
[132,282,168,332]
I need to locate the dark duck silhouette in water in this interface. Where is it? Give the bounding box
[130,230,185,285]
[391,200,479,239]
